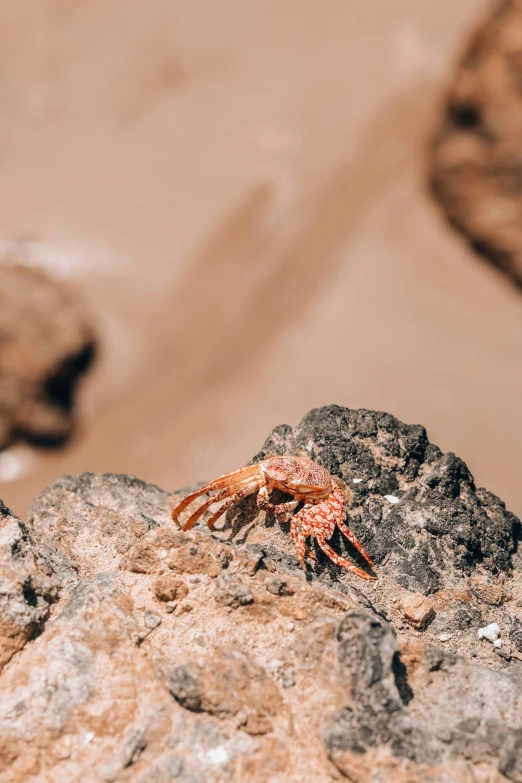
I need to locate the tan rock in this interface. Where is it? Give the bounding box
[165,646,282,722]
[431,587,473,611]
[167,540,224,577]
[400,592,435,629]
[2,420,521,783]
[470,579,505,607]
[125,527,186,574]
[243,713,273,735]
[152,575,188,602]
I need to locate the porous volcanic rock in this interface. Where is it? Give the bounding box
[0,405,521,782]
[0,262,96,449]
[430,0,522,287]
[253,406,519,594]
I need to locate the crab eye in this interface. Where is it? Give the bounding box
[286,474,301,487]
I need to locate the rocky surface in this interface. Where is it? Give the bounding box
[0,405,521,782]
[0,262,96,450]
[430,0,522,288]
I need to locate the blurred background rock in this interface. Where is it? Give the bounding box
[0,0,520,519]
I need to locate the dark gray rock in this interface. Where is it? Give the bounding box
[255,405,520,594]
[322,612,438,765]
[323,610,522,780]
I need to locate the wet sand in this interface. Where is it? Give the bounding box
[0,0,521,519]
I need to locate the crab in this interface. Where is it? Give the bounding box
[171,455,376,580]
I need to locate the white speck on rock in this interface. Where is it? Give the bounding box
[384,495,399,504]
[439,633,452,642]
[494,639,502,649]
[477,623,500,642]
[84,732,95,744]
[267,659,284,675]
[206,747,229,765]
[353,478,363,484]
[144,611,161,630]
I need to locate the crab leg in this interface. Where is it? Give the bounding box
[318,485,375,568]
[178,478,263,532]
[315,538,377,581]
[336,517,374,567]
[290,516,308,571]
[177,482,247,531]
[205,479,263,529]
[273,500,299,522]
[171,464,260,522]
[290,517,316,568]
[257,486,299,521]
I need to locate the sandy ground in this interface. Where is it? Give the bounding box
[0,0,521,520]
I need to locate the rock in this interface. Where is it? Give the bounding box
[254,406,519,595]
[323,612,522,780]
[126,528,187,574]
[478,623,501,642]
[0,262,96,448]
[0,577,178,781]
[470,579,505,606]
[152,575,189,602]
[213,573,254,607]
[1,405,521,782]
[243,714,273,735]
[28,472,175,584]
[164,664,203,712]
[510,619,522,653]
[167,540,225,577]
[430,0,522,287]
[164,646,282,723]
[0,501,58,670]
[265,576,294,596]
[431,602,484,636]
[400,592,435,629]
[266,658,295,688]
[322,612,430,766]
[144,611,162,629]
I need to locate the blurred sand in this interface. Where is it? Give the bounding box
[0,0,521,519]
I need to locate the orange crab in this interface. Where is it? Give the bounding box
[171,455,376,580]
